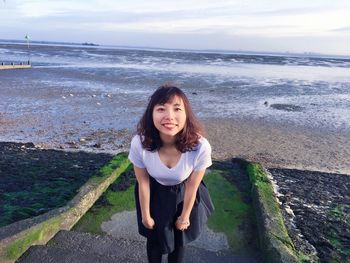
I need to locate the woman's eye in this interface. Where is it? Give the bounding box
[156,107,165,112]
[175,107,182,111]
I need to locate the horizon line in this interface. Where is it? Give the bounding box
[1,38,350,59]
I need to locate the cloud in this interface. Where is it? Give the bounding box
[332,26,350,32]
[1,0,350,55]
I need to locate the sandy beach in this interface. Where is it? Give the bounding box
[203,117,350,175]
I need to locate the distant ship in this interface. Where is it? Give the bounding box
[82,42,99,46]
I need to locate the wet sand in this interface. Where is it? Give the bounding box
[1,111,349,175]
[203,117,350,175]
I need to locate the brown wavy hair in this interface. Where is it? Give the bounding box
[137,84,203,152]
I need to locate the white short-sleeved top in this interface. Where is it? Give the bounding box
[128,135,212,186]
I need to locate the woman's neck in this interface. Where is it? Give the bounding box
[160,133,176,148]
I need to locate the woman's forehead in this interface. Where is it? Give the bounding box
[159,95,184,106]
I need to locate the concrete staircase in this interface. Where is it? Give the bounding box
[16,230,254,263]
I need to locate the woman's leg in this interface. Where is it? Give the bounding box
[147,238,162,263]
[168,245,185,263]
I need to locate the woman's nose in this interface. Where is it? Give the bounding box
[165,109,175,119]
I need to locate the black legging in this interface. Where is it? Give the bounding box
[146,239,185,263]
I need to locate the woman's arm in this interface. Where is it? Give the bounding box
[176,169,206,231]
[134,166,155,229]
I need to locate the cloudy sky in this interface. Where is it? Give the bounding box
[1,0,350,55]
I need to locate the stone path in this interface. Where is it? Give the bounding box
[101,210,230,252]
[17,228,258,263]
[17,210,261,263]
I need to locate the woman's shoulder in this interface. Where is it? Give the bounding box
[130,134,144,148]
[196,136,211,151]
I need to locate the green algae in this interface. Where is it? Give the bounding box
[5,217,61,260]
[75,163,259,256]
[204,169,255,252]
[246,163,299,262]
[73,164,135,234]
[92,152,130,180]
[1,152,131,262]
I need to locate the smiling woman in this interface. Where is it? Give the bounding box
[128,84,214,263]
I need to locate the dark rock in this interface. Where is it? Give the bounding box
[0,142,113,227]
[269,168,350,262]
[23,142,35,148]
[231,158,249,169]
[270,104,303,112]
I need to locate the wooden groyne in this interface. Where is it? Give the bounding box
[0,63,32,70]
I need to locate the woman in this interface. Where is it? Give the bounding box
[128,84,214,263]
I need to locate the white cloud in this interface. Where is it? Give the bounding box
[1,0,350,54]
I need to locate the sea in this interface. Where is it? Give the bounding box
[1,42,350,149]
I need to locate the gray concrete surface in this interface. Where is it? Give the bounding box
[101,210,230,252]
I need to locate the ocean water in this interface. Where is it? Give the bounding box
[1,43,350,148]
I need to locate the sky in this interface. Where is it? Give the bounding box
[1,0,350,56]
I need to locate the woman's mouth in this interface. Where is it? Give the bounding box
[162,123,177,129]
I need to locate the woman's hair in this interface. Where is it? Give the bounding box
[137,84,203,152]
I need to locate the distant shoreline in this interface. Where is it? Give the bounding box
[1,39,349,59]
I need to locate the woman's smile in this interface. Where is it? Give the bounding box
[162,123,178,129]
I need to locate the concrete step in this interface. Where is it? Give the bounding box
[185,246,256,263]
[48,230,254,262]
[16,244,139,263]
[16,230,145,263]
[47,230,146,260]
[16,230,260,263]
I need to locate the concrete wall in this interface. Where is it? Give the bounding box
[246,162,300,263]
[0,153,130,263]
[0,65,31,70]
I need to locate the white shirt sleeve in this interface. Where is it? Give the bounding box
[128,135,146,169]
[193,138,212,172]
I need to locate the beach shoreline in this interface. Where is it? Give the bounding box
[1,112,349,175]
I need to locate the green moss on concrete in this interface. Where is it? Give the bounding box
[0,147,114,228]
[105,186,135,212]
[246,163,299,263]
[76,163,258,253]
[73,164,135,234]
[73,185,135,234]
[247,163,280,216]
[247,163,292,246]
[297,253,312,263]
[90,153,130,187]
[5,217,61,260]
[204,169,254,251]
[92,152,130,181]
[1,152,130,262]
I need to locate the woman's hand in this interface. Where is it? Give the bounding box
[175,216,190,231]
[142,216,155,229]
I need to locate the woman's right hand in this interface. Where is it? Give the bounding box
[142,216,155,229]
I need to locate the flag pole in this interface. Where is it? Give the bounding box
[25,35,30,65]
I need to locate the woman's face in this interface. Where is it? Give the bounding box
[152,95,187,139]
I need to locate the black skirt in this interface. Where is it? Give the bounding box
[134,176,214,254]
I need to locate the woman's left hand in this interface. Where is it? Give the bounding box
[175,216,190,231]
